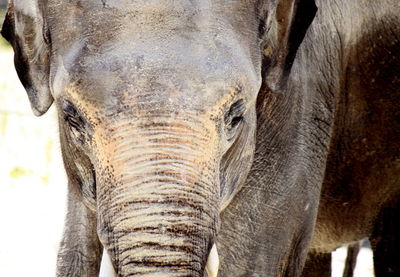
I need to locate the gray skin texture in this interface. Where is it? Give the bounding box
[2,0,399,276]
[298,1,400,276]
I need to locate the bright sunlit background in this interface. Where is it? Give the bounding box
[0,7,66,275]
[0,7,373,277]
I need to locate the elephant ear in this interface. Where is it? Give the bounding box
[1,0,53,116]
[263,0,317,92]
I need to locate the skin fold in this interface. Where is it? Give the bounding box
[1,0,399,276]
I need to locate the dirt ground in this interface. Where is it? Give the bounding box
[0,45,374,276]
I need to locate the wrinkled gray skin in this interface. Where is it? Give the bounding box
[2,0,400,276]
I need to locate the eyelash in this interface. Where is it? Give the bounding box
[65,114,83,131]
[62,101,88,144]
[225,100,246,140]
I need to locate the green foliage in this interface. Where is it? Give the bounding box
[0,37,10,50]
[0,8,6,23]
[0,8,11,50]
[9,167,32,179]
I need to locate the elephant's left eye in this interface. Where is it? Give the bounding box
[224,99,246,141]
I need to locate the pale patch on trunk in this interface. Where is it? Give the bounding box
[206,244,219,277]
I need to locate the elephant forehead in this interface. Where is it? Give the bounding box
[48,0,262,118]
[60,69,246,119]
[47,0,262,56]
[53,38,259,110]
[48,0,214,41]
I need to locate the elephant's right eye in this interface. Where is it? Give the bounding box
[62,101,87,142]
[63,102,84,129]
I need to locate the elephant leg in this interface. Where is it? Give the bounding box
[342,242,360,277]
[370,199,400,277]
[56,184,103,277]
[301,251,331,277]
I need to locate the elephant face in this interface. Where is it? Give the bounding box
[2,0,316,275]
[53,4,260,274]
[58,34,259,277]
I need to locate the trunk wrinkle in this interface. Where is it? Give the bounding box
[95,116,219,277]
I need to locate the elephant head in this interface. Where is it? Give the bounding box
[2,0,316,275]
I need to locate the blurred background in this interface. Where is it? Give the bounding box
[0,3,67,276]
[0,5,373,277]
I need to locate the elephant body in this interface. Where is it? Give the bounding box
[2,0,399,276]
[218,1,400,276]
[308,1,400,274]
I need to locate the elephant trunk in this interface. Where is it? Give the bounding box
[94,117,220,276]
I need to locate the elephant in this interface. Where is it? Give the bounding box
[1,0,399,276]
